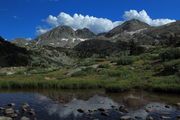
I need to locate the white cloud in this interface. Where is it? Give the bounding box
[45,12,123,34]
[36,27,50,35]
[123,10,176,26]
[36,10,176,35]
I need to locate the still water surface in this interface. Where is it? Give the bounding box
[0,89,180,120]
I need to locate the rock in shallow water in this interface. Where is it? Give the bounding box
[22,103,30,109]
[5,108,14,115]
[177,115,180,119]
[0,107,5,111]
[165,105,171,108]
[77,108,85,113]
[98,108,106,112]
[146,116,154,120]
[119,106,128,113]
[7,103,16,107]
[160,116,171,119]
[145,108,152,113]
[101,111,109,117]
[0,117,12,120]
[176,103,180,109]
[20,116,30,120]
[22,103,30,112]
[120,115,133,120]
[28,109,36,116]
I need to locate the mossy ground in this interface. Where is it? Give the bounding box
[0,46,179,93]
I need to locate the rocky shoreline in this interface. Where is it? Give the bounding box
[0,91,180,120]
[75,103,180,120]
[1,102,180,120]
[0,103,35,120]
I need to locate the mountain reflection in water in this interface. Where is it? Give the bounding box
[0,89,180,120]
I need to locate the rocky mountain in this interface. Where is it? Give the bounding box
[74,20,180,57]
[101,19,180,46]
[4,19,180,61]
[10,38,29,46]
[75,28,95,38]
[131,20,180,46]
[29,46,75,68]
[105,19,150,38]
[74,39,130,57]
[31,26,95,48]
[0,37,30,67]
[0,36,75,68]
[10,19,180,49]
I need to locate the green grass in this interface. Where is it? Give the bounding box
[0,46,179,93]
[98,64,110,68]
[116,56,140,65]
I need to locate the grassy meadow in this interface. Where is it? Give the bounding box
[0,46,179,93]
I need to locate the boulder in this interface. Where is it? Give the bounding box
[0,117,12,120]
[5,108,14,115]
[77,108,85,113]
[145,108,152,112]
[20,116,30,120]
[146,116,154,120]
[177,115,180,119]
[119,106,128,113]
[165,105,171,108]
[0,107,5,111]
[22,103,30,110]
[8,103,16,107]
[98,108,106,112]
[101,112,109,117]
[28,109,36,116]
[160,116,171,119]
[120,116,133,120]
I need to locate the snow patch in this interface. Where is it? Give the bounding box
[126,28,147,35]
[61,38,69,41]
[50,43,55,45]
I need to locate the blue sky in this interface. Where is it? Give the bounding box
[0,0,179,40]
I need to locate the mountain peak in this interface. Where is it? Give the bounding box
[10,38,29,46]
[105,19,150,37]
[52,25,75,34]
[75,28,95,38]
[32,26,95,48]
[125,19,145,23]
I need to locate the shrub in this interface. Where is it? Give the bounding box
[79,60,96,66]
[94,58,105,62]
[162,59,180,75]
[71,71,87,77]
[140,53,158,60]
[100,68,139,81]
[159,47,180,61]
[116,56,139,65]
[71,67,96,77]
[98,64,110,68]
